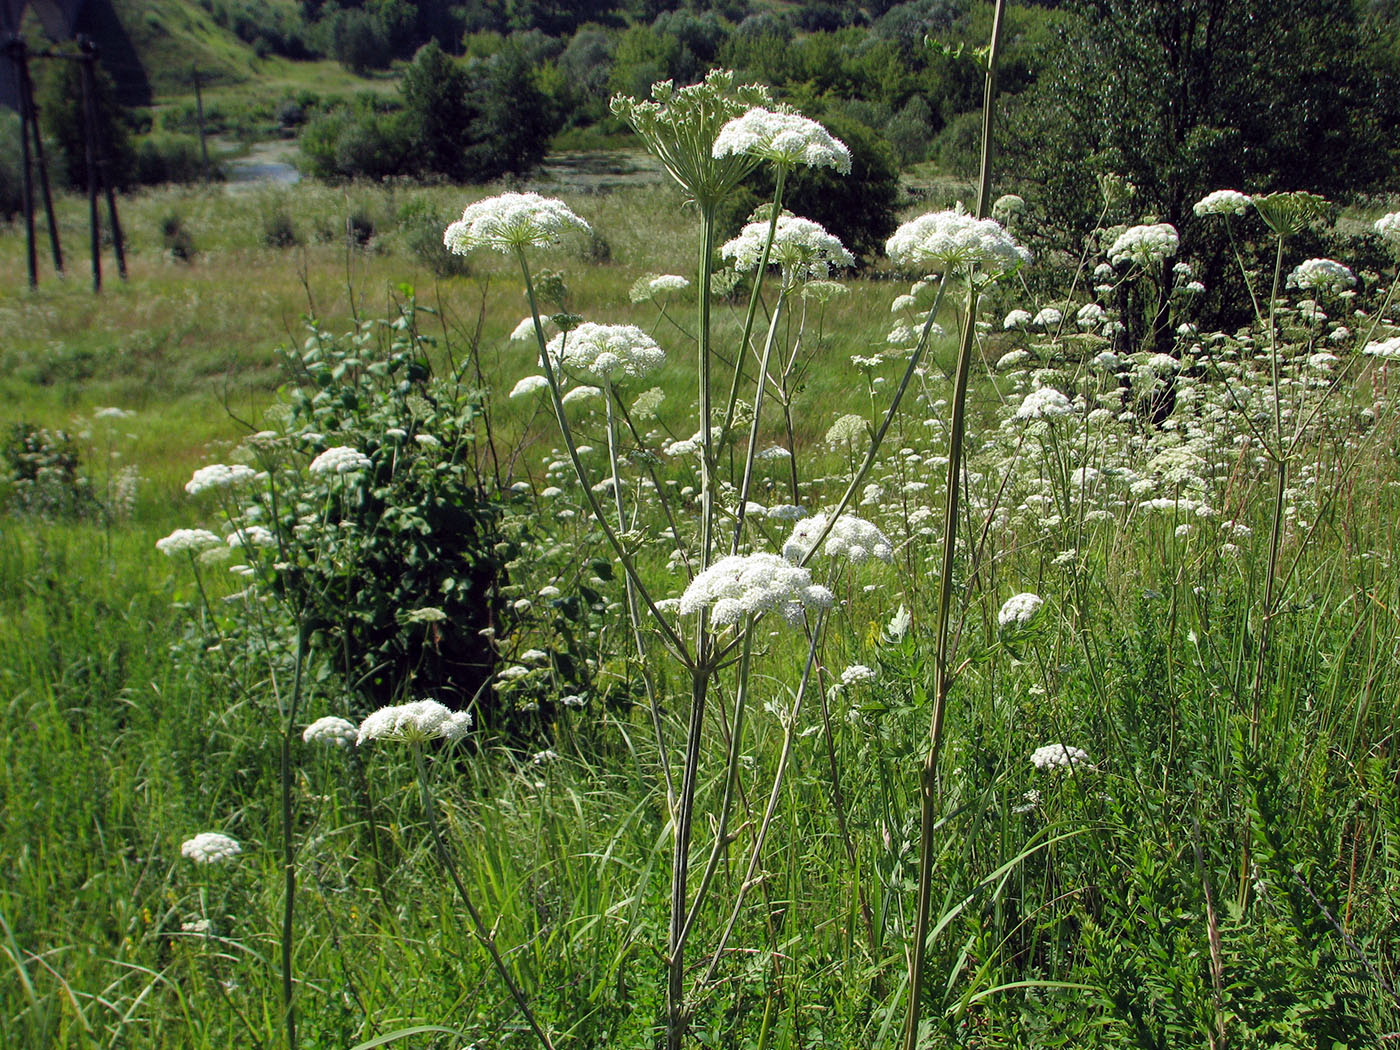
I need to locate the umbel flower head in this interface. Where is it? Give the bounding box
[308,446,371,476]
[544,323,666,383]
[444,193,590,254]
[678,552,834,627]
[186,463,257,495]
[1287,257,1355,294]
[357,699,474,746]
[1251,191,1329,237]
[611,69,774,207]
[1193,190,1252,217]
[782,512,893,565]
[181,832,242,864]
[156,528,223,556]
[712,107,851,173]
[1107,223,1178,267]
[998,592,1044,630]
[885,205,1030,279]
[1030,743,1093,771]
[302,716,358,748]
[1375,212,1400,246]
[721,214,854,283]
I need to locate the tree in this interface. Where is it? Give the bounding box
[400,41,478,181]
[1006,0,1398,239]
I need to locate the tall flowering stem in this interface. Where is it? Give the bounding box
[903,3,1008,1046]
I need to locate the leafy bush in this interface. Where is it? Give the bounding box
[134,134,209,185]
[1,423,94,519]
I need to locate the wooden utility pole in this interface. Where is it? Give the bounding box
[20,42,63,276]
[7,36,38,289]
[77,35,126,289]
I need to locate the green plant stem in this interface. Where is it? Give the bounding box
[730,282,789,553]
[517,248,692,666]
[697,612,823,991]
[903,13,1005,1038]
[904,279,982,1050]
[795,276,950,569]
[413,748,555,1050]
[668,665,710,1050]
[605,388,676,809]
[278,624,305,1050]
[698,202,718,572]
[677,620,757,949]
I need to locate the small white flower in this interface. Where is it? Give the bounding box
[1032,307,1062,329]
[156,528,223,556]
[227,525,275,549]
[1363,336,1400,360]
[998,592,1044,630]
[840,664,876,686]
[1015,387,1074,420]
[444,193,589,254]
[181,832,242,864]
[721,215,853,281]
[510,375,550,398]
[1003,309,1033,330]
[302,716,357,748]
[886,206,1030,277]
[783,513,893,565]
[1193,190,1251,217]
[1375,211,1400,245]
[1108,223,1179,267]
[545,323,665,383]
[678,553,834,627]
[186,463,257,495]
[1030,743,1093,771]
[356,700,473,746]
[308,446,371,476]
[712,107,851,173]
[1287,258,1354,294]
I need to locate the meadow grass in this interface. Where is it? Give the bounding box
[2,172,1400,1049]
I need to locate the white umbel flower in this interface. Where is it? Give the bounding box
[227,525,275,548]
[186,463,257,495]
[886,206,1030,277]
[840,664,876,686]
[181,832,242,864]
[509,375,550,398]
[302,716,358,748]
[1107,223,1179,267]
[997,592,1044,630]
[1015,387,1074,420]
[308,446,371,476]
[357,699,474,746]
[1030,743,1092,771]
[545,323,666,382]
[156,528,223,556]
[1003,309,1033,330]
[1374,212,1400,245]
[1193,190,1252,217]
[1363,336,1400,360]
[721,215,854,280]
[782,513,893,565]
[678,553,834,627]
[1286,257,1355,293]
[712,107,851,173]
[444,193,590,254]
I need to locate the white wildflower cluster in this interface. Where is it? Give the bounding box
[840,664,877,686]
[545,323,666,383]
[308,446,371,476]
[1076,303,1106,329]
[444,193,590,254]
[510,375,550,398]
[1375,212,1400,245]
[302,716,358,748]
[825,413,868,449]
[181,832,242,864]
[783,512,893,565]
[678,553,834,627]
[997,349,1031,371]
[1193,190,1252,217]
[712,107,851,173]
[186,463,257,495]
[997,592,1044,630]
[1015,387,1075,421]
[721,215,854,281]
[227,525,275,548]
[156,528,223,556]
[356,699,474,745]
[1108,223,1179,267]
[1003,309,1032,330]
[1030,743,1092,771]
[886,206,1031,278]
[1032,307,1062,329]
[1364,336,1400,360]
[1287,257,1355,294]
